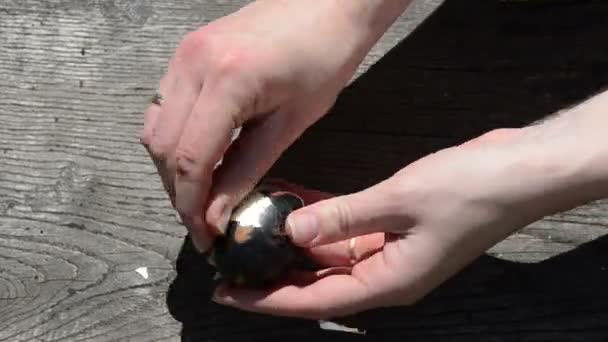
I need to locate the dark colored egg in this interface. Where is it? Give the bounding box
[208,186,306,287]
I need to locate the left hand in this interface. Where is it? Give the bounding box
[211,127,599,319]
[139,0,403,252]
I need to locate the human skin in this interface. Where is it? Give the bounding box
[140,0,414,252]
[140,0,608,319]
[212,90,608,319]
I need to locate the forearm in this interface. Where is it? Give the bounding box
[337,0,414,48]
[520,89,608,217]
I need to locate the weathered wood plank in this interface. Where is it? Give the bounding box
[0,1,260,341]
[1,0,608,341]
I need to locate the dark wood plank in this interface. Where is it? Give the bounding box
[1,0,608,341]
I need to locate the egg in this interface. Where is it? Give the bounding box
[208,185,309,287]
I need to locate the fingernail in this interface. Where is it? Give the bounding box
[286,212,318,246]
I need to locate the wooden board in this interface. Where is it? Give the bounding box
[1,0,608,341]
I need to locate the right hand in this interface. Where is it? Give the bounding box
[213,127,604,319]
[140,0,385,252]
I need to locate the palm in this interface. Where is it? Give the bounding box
[242,130,525,316]
[224,179,404,317]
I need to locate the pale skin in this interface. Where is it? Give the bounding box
[140,0,608,319]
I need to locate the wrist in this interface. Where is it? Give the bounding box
[287,0,413,91]
[518,90,608,217]
[336,0,413,48]
[564,89,608,200]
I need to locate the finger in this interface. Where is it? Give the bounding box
[173,85,242,251]
[285,181,415,247]
[247,179,386,266]
[306,233,385,267]
[148,60,201,206]
[213,272,374,320]
[214,240,403,319]
[140,101,161,147]
[258,179,383,266]
[142,70,175,144]
[140,73,177,200]
[141,105,177,205]
[260,178,334,204]
[205,114,306,235]
[281,266,353,286]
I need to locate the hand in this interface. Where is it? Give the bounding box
[139,0,409,252]
[211,127,601,319]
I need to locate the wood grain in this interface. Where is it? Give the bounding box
[1,0,608,341]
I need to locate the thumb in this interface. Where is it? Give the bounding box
[285,183,412,247]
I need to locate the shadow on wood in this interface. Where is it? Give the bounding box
[166,0,608,341]
[167,234,608,341]
[270,0,608,194]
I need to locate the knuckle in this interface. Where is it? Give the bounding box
[174,145,213,180]
[330,200,354,239]
[139,129,152,148]
[212,50,246,80]
[176,30,210,61]
[175,147,199,177]
[175,29,251,83]
[148,139,172,160]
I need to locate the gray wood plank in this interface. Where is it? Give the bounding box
[1,0,607,341]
